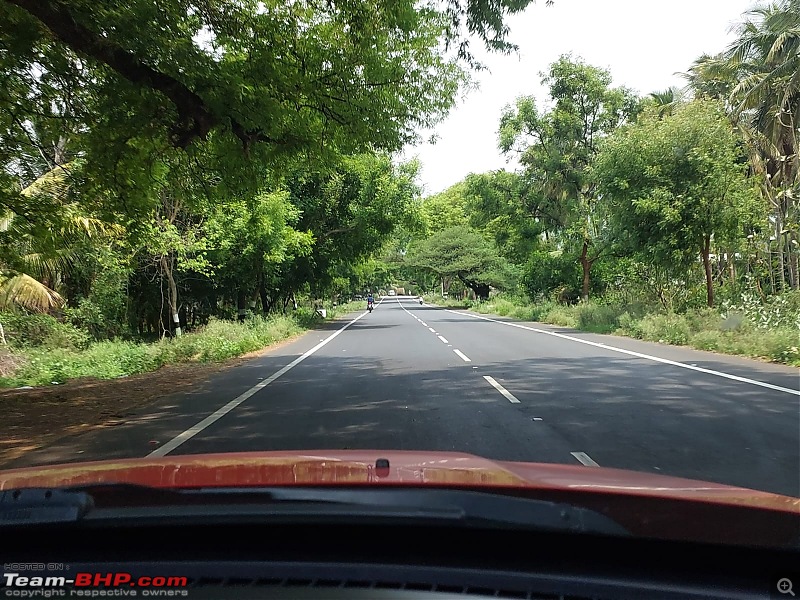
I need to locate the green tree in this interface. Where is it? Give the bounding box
[596,100,759,307]
[499,55,640,300]
[683,1,800,292]
[463,170,542,261]
[724,0,800,290]
[406,225,514,299]
[419,182,470,234]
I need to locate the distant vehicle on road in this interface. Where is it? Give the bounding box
[387,290,396,296]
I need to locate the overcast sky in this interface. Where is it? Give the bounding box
[399,0,756,196]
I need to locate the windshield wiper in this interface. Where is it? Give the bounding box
[0,485,629,537]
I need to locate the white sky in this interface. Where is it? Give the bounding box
[400,0,756,196]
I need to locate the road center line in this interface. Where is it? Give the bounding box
[148,311,368,457]
[428,327,436,333]
[438,335,449,344]
[483,376,520,403]
[445,309,800,397]
[571,452,600,467]
[453,349,472,362]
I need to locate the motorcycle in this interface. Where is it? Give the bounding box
[419,297,424,305]
[367,301,374,313]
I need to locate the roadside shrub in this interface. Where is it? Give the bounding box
[577,304,622,333]
[543,306,579,328]
[0,348,27,378]
[689,328,800,366]
[685,307,727,332]
[722,291,800,331]
[10,341,157,386]
[528,301,556,322]
[616,311,642,337]
[1,312,90,350]
[0,315,306,387]
[636,313,692,345]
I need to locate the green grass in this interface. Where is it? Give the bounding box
[422,294,472,308]
[426,293,800,367]
[0,309,361,388]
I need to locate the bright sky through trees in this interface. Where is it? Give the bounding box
[402,0,755,194]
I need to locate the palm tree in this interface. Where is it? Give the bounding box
[0,163,120,314]
[682,53,738,104]
[723,0,800,289]
[649,87,684,117]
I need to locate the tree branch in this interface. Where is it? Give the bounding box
[6,0,217,148]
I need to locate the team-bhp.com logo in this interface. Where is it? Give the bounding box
[3,569,188,597]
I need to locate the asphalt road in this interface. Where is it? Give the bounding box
[9,296,800,497]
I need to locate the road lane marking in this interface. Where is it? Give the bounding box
[453,349,472,362]
[483,376,520,403]
[571,452,599,466]
[438,335,449,344]
[420,321,428,327]
[532,417,543,421]
[148,311,368,457]
[428,327,436,333]
[445,310,800,397]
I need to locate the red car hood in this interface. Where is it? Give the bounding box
[0,449,795,506]
[0,450,797,547]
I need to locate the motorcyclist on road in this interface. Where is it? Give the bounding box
[367,293,374,309]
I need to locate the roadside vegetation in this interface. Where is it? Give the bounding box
[0,301,363,388]
[424,293,800,366]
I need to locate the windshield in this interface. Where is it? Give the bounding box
[1,0,798,545]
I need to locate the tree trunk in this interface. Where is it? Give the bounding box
[701,235,714,308]
[259,283,271,316]
[788,233,798,290]
[161,255,181,336]
[237,289,247,322]
[579,240,591,302]
[470,283,490,300]
[776,214,787,291]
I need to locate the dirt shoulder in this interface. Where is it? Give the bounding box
[0,332,305,468]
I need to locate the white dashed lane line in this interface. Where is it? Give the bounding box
[482,376,520,403]
[437,335,449,344]
[453,349,472,362]
[428,327,436,333]
[571,452,600,467]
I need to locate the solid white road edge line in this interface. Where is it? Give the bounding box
[453,349,472,362]
[483,375,521,403]
[571,452,600,466]
[445,310,800,397]
[148,311,368,457]
[437,335,449,344]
